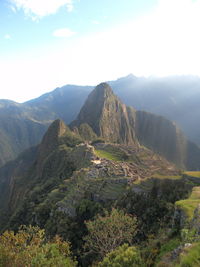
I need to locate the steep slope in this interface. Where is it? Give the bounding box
[71,82,200,170]
[71,83,138,146]
[0,119,84,227]
[1,76,200,169]
[135,111,187,168]
[0,118,178,231]
[0,112,47,167]
[0,145,38,227]
[25,84,92,123]
[110,74,200,146]
[0,85,91,167]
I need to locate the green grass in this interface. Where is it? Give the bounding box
[156,238,181,264]
[152,174,181,180]
[176,186,200,220]
[94,144,134,162]
[133,175,181,187]
[95,149,122,161]
[175,242,200,267]
[184,171,200,178]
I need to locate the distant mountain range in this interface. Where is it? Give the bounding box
[0,74,200,167]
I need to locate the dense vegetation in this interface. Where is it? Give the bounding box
[0,225,77,267]
[1,176,199,266]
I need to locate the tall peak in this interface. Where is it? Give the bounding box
[70,83,138,146]
[93,82,113,97]
[85,83,114,107]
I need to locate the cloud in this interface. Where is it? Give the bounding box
[4,34,12,40]
[53,28,76,38]
[9,0,74,20]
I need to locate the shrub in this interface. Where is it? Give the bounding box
[99,244,143,267]
[84,208,137,259]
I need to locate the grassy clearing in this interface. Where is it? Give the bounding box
[175,242,200,267]
[95,149,123,161]
[176,186,200,220]
[152,174,181,180]
[133,175,181,187]
[95,144,140,163]
[156,238,181,264]
[184,171,200,178]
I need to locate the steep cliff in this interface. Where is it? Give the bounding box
[71,83,138,145]
[135,111,187,168]
[72,83,200,170]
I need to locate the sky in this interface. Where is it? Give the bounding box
[1,0,200,102]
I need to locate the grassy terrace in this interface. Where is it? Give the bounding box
[152,174,181,179]
[184,171,200,178]
[176,186,200,220]
[95,149,122,161]
[94,145,130,162]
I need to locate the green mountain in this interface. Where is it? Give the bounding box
[0,82,183,230]
[1,75,200,169]
[71,83,200,170]
[0,117,178,229]
[0,100,48,167]
[1,83,200,266]
[0,85,91,167]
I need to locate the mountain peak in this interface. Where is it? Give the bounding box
[70,83,138,145]
[47,119,67,138]
[93,82,113,98]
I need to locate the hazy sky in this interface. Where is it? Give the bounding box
[1,0,200,102]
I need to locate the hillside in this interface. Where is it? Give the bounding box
[0,75,200,167]
[0,117,200,266]
[71,83,200,170]
[0,117,178,230]
[1,83,200,266]
[0,85,91,167]
[0,81,185,230]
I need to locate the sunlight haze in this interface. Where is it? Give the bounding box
[1,0,200,102]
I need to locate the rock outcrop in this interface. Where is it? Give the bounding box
[71,83,138,146]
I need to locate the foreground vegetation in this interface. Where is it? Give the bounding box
[0,225,77,267]
[1,176,200,266]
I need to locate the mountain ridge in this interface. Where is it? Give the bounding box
[71,82,200,170]
[0,75,200,168]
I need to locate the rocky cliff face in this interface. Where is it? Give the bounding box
[71,83,200,170]
[135,110,187,168]
[71,83,138,146]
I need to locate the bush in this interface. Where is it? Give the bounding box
[84,208,137,259]
[0,225,77,267]
[99,244,143,267]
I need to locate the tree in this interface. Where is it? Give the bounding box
[0,225,77,267]
[84,208,137,259]
[99,244,143,267]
